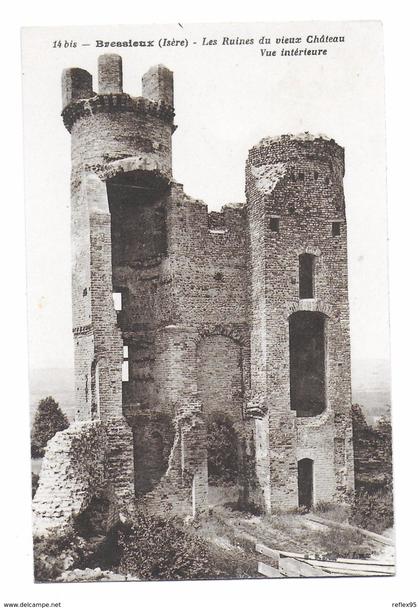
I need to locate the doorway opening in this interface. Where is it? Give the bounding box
[298,458,314,509]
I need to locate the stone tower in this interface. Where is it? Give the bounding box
[34,56,355,531]
[246,135,354,512]
[62,54,174,423]
[60,55,176,506]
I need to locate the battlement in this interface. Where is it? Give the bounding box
[61,93,175,133]
[247,132,345,175]
[62,68,94,109]
[61,55,174,132]
[142,64,174,107]
[98,54,123,94]
[207,204,246,232]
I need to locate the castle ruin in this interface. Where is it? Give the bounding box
[33,54,354,530]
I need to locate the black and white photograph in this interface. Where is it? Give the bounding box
[19,21,395,584]
[5,8,420,605]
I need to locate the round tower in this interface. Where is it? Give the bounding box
[61,54,175,422]
[246,134,354,512]
[62,54,175,180]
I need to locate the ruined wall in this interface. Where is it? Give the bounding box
[33,419,134,534]
[197,335,244,422]
[153,189,251,414]
[197,335,249,501]
[118,181,254,504]
[137,410,208,518]
[164,189,249,331]
[131,413,174,495]
[33,422,107,533]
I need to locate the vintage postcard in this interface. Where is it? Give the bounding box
[21,21,393,582]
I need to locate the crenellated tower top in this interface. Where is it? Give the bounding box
[61,54,175,182]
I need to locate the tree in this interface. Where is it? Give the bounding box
[31,396,69,458]
[351,402,369,434]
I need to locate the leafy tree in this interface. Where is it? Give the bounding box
[375,415,393,488]
[351,402,369,434]
[31,396,69,458]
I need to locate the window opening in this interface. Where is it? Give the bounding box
[332,222,341,236]
[299,253,315,299]
[122,344,129,381]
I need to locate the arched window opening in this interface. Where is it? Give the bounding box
[289,311,326,417]
[299,253,315,299]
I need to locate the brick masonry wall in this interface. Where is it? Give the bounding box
[246,135,354,510]
[197,335,244,423]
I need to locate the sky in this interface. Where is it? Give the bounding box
[21,21,390,372]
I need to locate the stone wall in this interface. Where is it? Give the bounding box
[33,419,134,534]
[33,421,106,533]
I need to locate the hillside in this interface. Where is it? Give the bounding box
[28,358,392,425]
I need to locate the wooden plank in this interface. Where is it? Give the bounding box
[321,565,394,577]
[279,551,394,568]
[278,557,334,577]
[256,542,394,579]
[301,558,395,574]
[258,562,284,578]
[278,549,308,559]
[335,557,394,566]
[256,543,281,560]
[256,544,309,560]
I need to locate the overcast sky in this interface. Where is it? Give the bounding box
[22,21,389,372]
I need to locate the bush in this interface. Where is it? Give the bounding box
[313,500,332,513]
[314,526,371,559]
[207,413,239,484]
[31,397,69,458]
[351,403,369,433]
[33,529,92,582]
[313,501,349,523]
[118,509,230,580]
[350,488,393,534]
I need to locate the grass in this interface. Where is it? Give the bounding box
[313,527,372,559]
[193,502,375,562]
[313,501,350,523]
